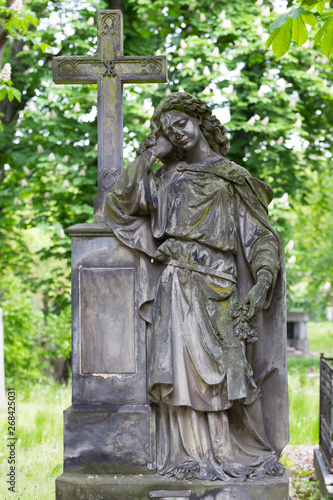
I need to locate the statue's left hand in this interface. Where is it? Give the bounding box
[244,281,270,319]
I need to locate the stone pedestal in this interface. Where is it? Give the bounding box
[56,223,155,483]
[314,448,333,498]
[56,472,289,500]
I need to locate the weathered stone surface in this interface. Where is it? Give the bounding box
[80,267,135,374]
[56,472,289,499]
[68,223,148,406]
[63,405,155,473]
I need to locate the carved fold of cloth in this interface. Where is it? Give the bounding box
[106,151,289,480]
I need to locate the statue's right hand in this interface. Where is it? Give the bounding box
[149,135,174,159]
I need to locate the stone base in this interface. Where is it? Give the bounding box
[56,472,289,500]
[63,405,155,474]
[314,448,333,498]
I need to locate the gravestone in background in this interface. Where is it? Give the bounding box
[55,9,289,500]
[287,311,309,355]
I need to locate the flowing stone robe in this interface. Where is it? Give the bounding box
[106,150,289,479]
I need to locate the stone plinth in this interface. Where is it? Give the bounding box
[56,472,289,500]
[314,448,333,498]
[58,223,155,476]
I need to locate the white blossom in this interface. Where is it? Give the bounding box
[268,200,274,210]
[87,17,94,26]
[203,66,211,77]
[276,136,284,145]
[277,80,286,92]
[267,70,274,80]
[262,33,269,43]
[329,86,333,95]
[14,197,20,205]
[29,101,37,112]
[256,25,264,36]
[37,144,44,154]
[218,10,226,20]
[289,98,297,108]
[279,192,289,204]
[179,87,185,93]
[253,17,262,26]
[192,73,199,82]
[323,79,328,87]
[222,19,232,30]
[21,179,28,187]
[51,110,57,119]
[212,63,219,72]
[285,240,294,251]
[203,86,211,96]
[62,155,69,163]
[287,255,296,265]
[48,92,54,103]
[257,85,265,98]
[294,118,302,128]
[212,47,219,58]
[186,58,195,70]
[165,88,171,96]
[199,13,206,22]
[178,48,186,57]
[247,116,256,126]
[73,102,81,112]
[79,169,86,176]
[241,39,249,47]
[45,111,51,121]
[23,45,29,52]
[23,166,31,176]
[261,116,269,125]
[225,84,234,94]
[0,63,12,82]
[63,180,70,188]
[94,144,98,151]
[44,192,51,198]
[306,65,316,75]
[180,39,187,49]
[261,6,270,17]
[59,229,65,239]
[9,0,23,13]
[72,12,80,21]
[255,0,263,5]
[48,153,56,162]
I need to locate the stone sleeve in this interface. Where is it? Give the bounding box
[237,195,280,293]
[110,149,157,216]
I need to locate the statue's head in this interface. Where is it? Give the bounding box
[137,92,230,163]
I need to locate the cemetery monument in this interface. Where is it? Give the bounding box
[54,9,289,500]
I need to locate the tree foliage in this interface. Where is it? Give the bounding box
[0,0,332,380]
[267,0,333,59]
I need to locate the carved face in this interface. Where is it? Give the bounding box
[160,110,202,151]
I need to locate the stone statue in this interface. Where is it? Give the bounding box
[106,92,289,482]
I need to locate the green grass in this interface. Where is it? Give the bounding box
[0,381,71,499]
[308,321,333,356]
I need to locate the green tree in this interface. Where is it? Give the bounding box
[1,0,332,380]
[266,0,333,59]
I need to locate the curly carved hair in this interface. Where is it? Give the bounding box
[136,92,230,163]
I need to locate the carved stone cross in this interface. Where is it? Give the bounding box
[53,10,168,221]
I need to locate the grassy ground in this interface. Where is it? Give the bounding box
[0,382,71,499]
[0,321,332,499]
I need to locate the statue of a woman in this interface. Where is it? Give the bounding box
[106,93,289,481]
